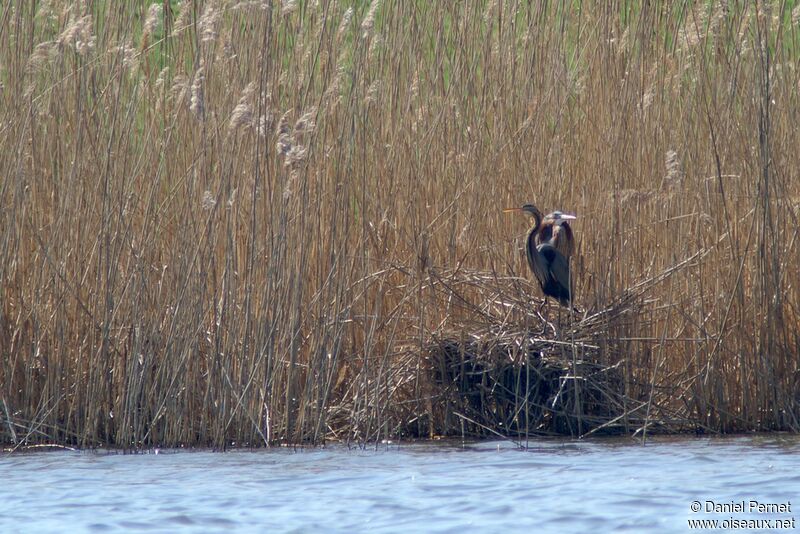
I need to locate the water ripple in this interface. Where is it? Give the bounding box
[2,435,800,532]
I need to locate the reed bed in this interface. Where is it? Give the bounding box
[1,1,799,448]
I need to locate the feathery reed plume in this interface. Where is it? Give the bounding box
[141,3,162,50]
[229,82,256,132]
[202,190,216,210]
[113,41,137,71]
[174,0,192,33]
[58,14,95,56]
[336,7,353,42]
[323,63,344,107]
[283,172,296,199]
[232,1,268,11]
[678,4,710,51]
[35,0,56,22]
[155,67,169,89]
[154,67,170,113]
[219,27,237,61]
[483,0,497,26]
[275,110,293,155]
[361,0,381,37]
[284,145,308,168]
[190,61,206,121]
[198,3,219,43]
[257,115,272,137]
[256,93,275,136]
[663,149,684,190]
[615,189,657,206]
[640,88,654,111]
[615,27,630,55]
[409,68,420,101]
[367,35,382,65]
[293,107,317,136]
[365,79,381,105]
[281,0,298,16]
[25,42,55,74]
[169,73,189,107]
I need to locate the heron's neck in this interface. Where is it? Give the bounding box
[530,214,541,236]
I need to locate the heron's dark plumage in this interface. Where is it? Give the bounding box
[510,203,575,307]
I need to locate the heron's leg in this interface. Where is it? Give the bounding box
[556,307,563,336]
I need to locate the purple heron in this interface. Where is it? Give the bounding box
[504,204,577,307]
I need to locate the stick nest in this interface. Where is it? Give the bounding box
[383,253,706,440]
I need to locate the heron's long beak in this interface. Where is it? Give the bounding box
[560,214,577,220]
[502,207,522,213]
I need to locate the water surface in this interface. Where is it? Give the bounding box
[2,435,799,532]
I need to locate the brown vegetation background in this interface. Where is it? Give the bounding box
[1,1,799,448]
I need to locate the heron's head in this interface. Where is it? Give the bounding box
[503,203,542,220]
[543,210,577,224]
